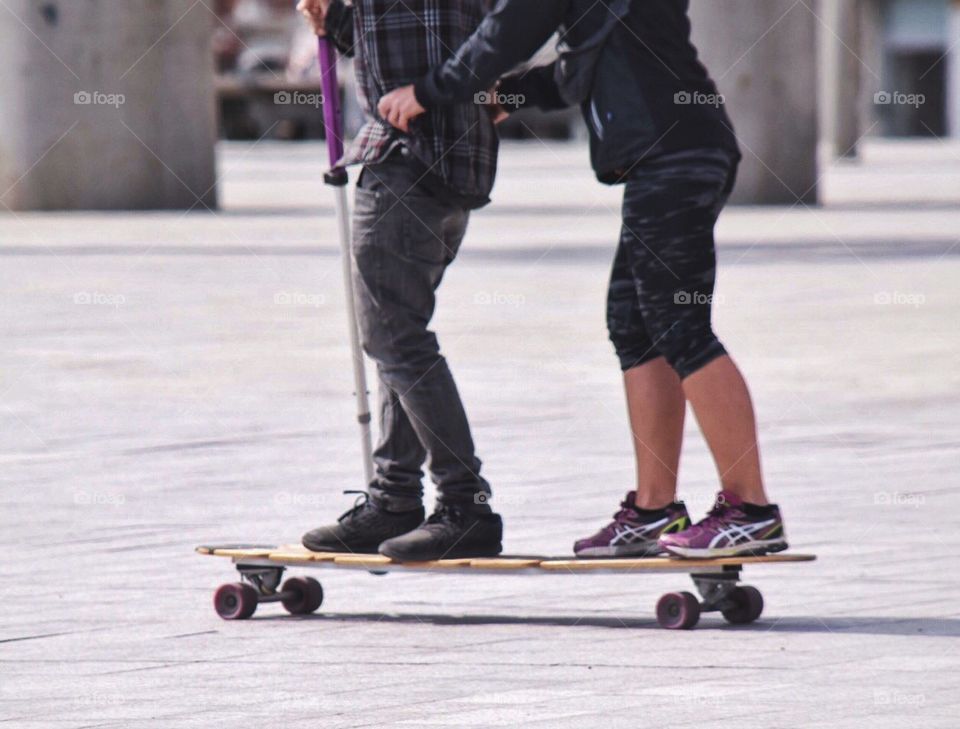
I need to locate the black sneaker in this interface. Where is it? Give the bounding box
[301,491,424,554]
[378,503,503,562]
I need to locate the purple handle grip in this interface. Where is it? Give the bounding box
[317,38,344,168]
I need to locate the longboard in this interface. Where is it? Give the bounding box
[198,544,815,630]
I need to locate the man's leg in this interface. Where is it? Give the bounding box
[368,374,427,510]
[351,160,489,506]
[302,163,438,552]
[351,158,501,560]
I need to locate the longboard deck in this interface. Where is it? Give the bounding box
[197,544,815,574]
[200,544,816,627]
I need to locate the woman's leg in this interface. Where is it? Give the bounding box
[573,365,691,556]
[683,355,767,505]
[620,150,769,500]
[616,149,785,556]
[624,359,686,509]
[606,235,687,509]
[572,234,693,558]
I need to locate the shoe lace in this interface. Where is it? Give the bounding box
[424,504,466,528]
[337,490,372,523]
[698,493,734,529]
[610,497,637,523]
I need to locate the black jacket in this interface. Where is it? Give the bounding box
[413,0,740,184]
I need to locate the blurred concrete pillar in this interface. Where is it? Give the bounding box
[819,0,863,159]
[949,0,960,138]
[0,0,217,211]
[856,0,884,140]
[689,0,819,204]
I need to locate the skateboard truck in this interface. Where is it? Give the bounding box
[655,566,764,629]
[213,564,324,620]
[237,564,285,595]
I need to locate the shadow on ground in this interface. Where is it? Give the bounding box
[4,240,959,261]
[255,612,960,636]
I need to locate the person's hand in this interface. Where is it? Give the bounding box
[297,0,329,36]
[481,91,510,125]
[377,86,426,133]
[475,87,511,124]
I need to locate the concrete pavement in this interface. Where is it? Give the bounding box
[1,139,958,728]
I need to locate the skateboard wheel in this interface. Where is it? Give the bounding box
[721,585,764,625]
[214,582,258,620]
[281,577,324,615]
[656,591,700,630]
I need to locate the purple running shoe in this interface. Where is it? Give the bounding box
[574,492,690,558]
[659,489,788,559]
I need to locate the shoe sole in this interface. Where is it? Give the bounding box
[661,539,789,559]
[302,540,381,554]
[574,543,665,558]
[379,543,503,562]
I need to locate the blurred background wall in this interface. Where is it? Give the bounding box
[688,0,820,204]
[0,0,217,211]
[1,0,959,210]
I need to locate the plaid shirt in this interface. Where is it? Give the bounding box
[325,0,498,208]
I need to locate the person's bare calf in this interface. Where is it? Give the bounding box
[682,354,768,506]
[624,357,685,509]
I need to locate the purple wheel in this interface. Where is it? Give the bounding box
[214,582,258,620]
[656,591,701,630]
[281,577,324,615]
[721,585,764,625]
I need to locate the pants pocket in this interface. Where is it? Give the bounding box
[400,192,467,265]
[352,186,382,250]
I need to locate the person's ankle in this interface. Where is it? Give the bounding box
[720,485,769,507]
[633,491,676,511]
[371,490,423,513]
[436,496,493,515]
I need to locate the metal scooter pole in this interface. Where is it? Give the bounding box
[317,38,374,486]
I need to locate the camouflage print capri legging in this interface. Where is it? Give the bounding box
[607,147,738,380]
